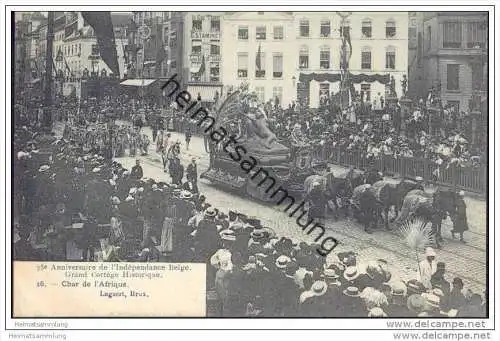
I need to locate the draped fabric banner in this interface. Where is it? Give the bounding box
[299,73,391,85]
[81,12,120,76]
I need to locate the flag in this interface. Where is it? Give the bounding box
[345,27,353,60]
[81,12,120,76]
[256,44,262,71]
[64,58,72,75]
[198,55,206,76]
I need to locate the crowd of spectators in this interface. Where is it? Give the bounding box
[13,117,487,317]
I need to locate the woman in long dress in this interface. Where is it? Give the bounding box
[451,191,468,243]
[160,205,176,254]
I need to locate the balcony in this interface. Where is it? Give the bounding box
[191,30,220,40]
[189,53,202,63]
[209,54,221,62]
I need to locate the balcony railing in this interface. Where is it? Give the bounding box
[189,53,202,63]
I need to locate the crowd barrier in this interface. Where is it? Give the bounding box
[311,145,486,195]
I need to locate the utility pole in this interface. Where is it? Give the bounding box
[43,11,54,129]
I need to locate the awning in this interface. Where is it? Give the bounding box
[190,65,201,73]
[120,79,156,87]
[29,78,41,84]
[186,85,221,102]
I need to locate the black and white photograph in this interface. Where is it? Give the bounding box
[9,8,490,321]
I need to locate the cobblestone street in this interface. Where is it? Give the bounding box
[114,123,487,294]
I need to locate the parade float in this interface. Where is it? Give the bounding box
[200,84,325,201]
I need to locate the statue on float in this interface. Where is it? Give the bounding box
[216,83,290,165]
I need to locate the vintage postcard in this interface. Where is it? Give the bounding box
[3,3,496,338]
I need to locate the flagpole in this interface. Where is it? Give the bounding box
[43,11,55,129]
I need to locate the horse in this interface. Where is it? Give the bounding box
[368,179,424,230]
[357,187,384,233]
[395,188,460,248]
[350,184,372,222]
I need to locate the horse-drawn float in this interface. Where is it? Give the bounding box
[200,85,326,201]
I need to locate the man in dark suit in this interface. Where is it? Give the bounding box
[130,159,143,180]
[186,158,198,192]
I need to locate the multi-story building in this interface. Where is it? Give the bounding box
[221,11,408,108]
[415,12,488,114]
[182,12,224,104]
[161,12,184,82]
[14,16,32,91]
[221,12,294,105]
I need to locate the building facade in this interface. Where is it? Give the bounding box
[221,11,408,108]
[182,12,224,103]
[221,12,294,106]
[416,12,488,114]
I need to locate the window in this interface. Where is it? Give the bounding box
[386,19,396,38]
[192,18,202,31]
[273,53,283,78]
[320,20,331,37]
[91,44,99,56]
[361,48,371,70]
[237,53,248,78]
[191,44,202,54]
[300,19,309,37]
[273,25,284,40]
[299,45,309,69]
[211,17,220,32]
[385,46,396,69]
[320,46,330,69]
[447,100,460,113]
[256,52,266,78]
[319,83,330,102]
[210,62,220,82]
[78,44,81,54]
[466,22,486,48]
[362,19,372,38]
[443,22,462,48]
[256,26,266,40]
[210,44,220,55]
[238,26,248,40]
[255,87,265,103]
[446,64,460,91]
[361,84,371,102]
[272,86,283,104]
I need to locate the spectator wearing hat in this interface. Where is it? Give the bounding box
[406,279,427,296]
[340,286,365,317]
[418,247,437,289]
[130,159,143,180]
[451,191,468,243]
[194,207,221,262]
[406,294,426,317]
[431,262,451,295]
[422,292,441,316]
[386,282,412,317]
[441,277,467,311]
[322,268,342,317]
[458,294,485,317]
[273,256,301,316]
[368,307,388,318]
[299,280,328,317]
